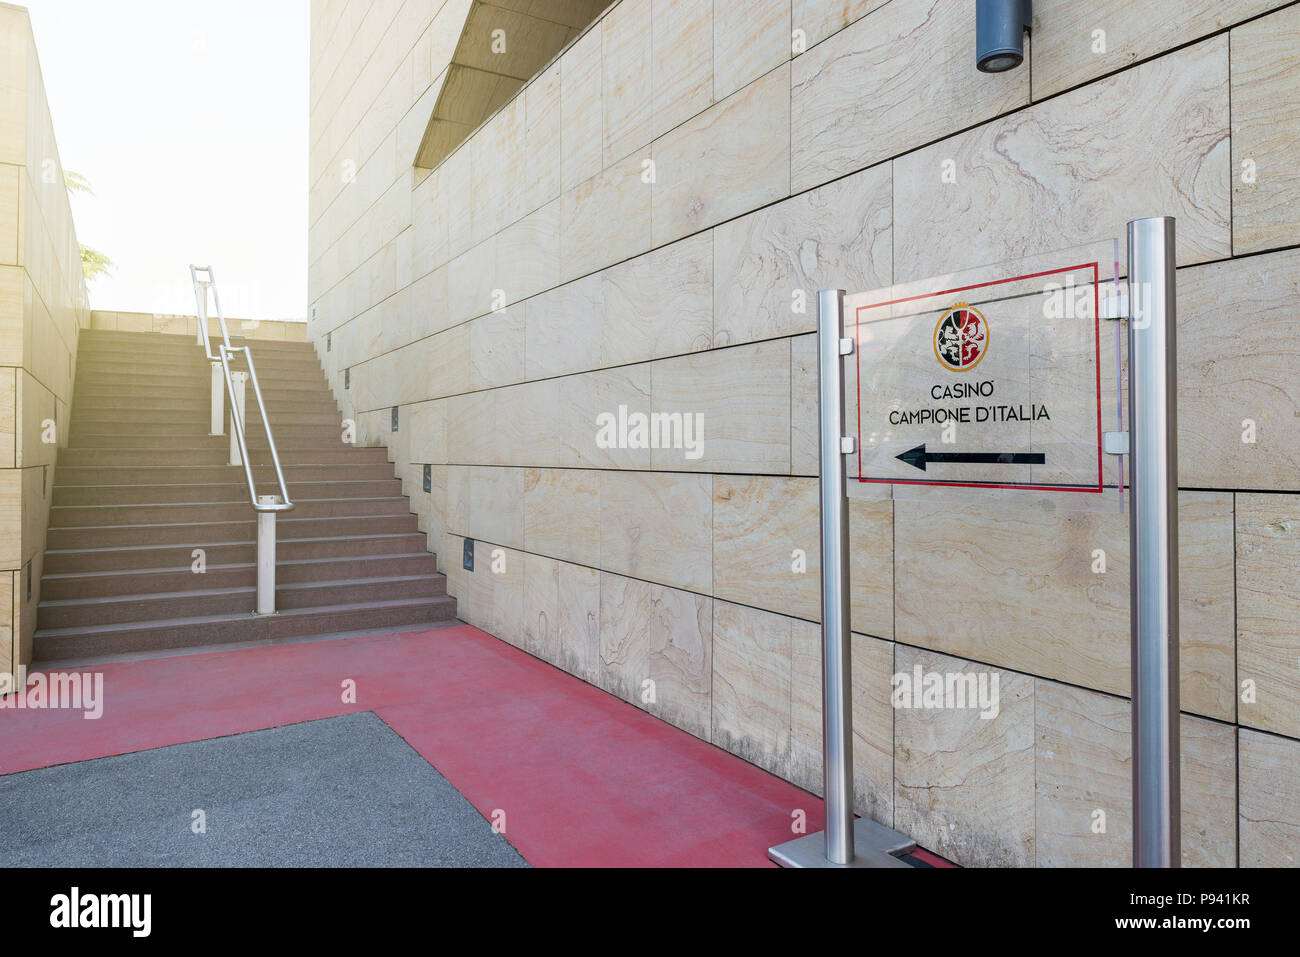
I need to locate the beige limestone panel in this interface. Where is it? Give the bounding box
[712,475,820,622]
[0,367,13,466]
[711,600,794,778]
[523,551,561,663]
[1035,682,1237,867]
[849,497,894,640]
[892,37,1230,281]
[523,62,563,214]
[598,470,712,593]
[557,560,601,683]
[791,0,1028,193]
[602,0,653,166]
[598,571,653,701]
[494,199,561,306]
[600,232,713,367]
[894,647,1036,867]
[561,152,652,282]
[791,0,889,49]
[463,465,526,551]
[560,22,603,192]
[652,62,790,248]
[559,363,653,469]
[0,162,16,265]
[894,492,1235,721]
[1239,728,1300,866]
[1032,0,1284,99]
[649,339,791,473]
[469,306,525,391]
[645,583,712,740]
[1231,4,1300,254]
[1178,249,1300,490]
[714,0,790,101]
[524,272,602,380]
[713,164,891,348]
[790,333,817,475]
[523,466,600,567]
[650,0,713,139]
[0,571,11,683]
[1236,492,1300,738]
[407,400,447,465]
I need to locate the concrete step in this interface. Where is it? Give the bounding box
[67,430,349,450]
[54,462,397,485]
[33,596,455,661]
[42,533,431,574]
[47,513,419,549]
[41,553,439,599]
[53,478,402,505]
[50,497,412,528]
[73,396,336,415]
[38,574,445,627]
[56,447,389,467]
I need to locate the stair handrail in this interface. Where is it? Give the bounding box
[189,264,294,514]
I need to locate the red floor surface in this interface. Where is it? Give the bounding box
[0,626,827,867]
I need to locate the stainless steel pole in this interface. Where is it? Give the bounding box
[256,494,280,615]
[818,288,855,865]
[1127,216,1181,868]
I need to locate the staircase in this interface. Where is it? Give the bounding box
[34,328,455,662]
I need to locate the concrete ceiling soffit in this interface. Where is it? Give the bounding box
[412,0,609,171]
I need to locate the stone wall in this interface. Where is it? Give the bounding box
[0,2,91,683]
[308,0,1300,866]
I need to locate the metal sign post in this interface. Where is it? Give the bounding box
[1127,216,1181,867]
[769,290,914,869]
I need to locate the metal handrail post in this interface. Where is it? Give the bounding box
[229,369,247,468]
[256,495,280,615]
[1128,216,1181,868]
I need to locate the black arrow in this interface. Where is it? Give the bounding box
[895,443,1045,472]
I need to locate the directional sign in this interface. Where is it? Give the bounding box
[846,255,1110,493]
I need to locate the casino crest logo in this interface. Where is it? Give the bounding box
[933,302,989,372]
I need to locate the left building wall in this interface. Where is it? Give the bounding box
[0,2,91,685]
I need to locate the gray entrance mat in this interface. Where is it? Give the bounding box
[0,711,528,867]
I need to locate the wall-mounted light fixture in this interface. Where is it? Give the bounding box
[976,0,1031,73]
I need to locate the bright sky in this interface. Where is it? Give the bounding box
[23,0,308,321]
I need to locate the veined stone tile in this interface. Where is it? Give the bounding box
[893,37,1230,281]
[494,199,561,306]
[560,23,603,192]
[714,0,790,101]
[1035,682,1237,867]
[1239,728,1300,866]
[469,306,525,391]
[602,0,653,166]
[711,601,794,778]
[791,0,888,50]
[557,561,601,683]
[1232,4,1300,254]
[645,583,712,740]
[1032,0,1284,99]
[650,0,713,139]
[598,572,653,701]
[523,467,600,567]
[1236,492,1300,738]
[849,497,894,640]
[790,333,817,475]
[523,62,562,214]
[523,552,561,663]
[524,273,603,380]
[1178,249,1300,491]
[600,232,713,367]
[791,0,1027,193]
[447,236,497,324]
[652,63,790,248]
[406,399,446,464]
[649,339,791,473]
[466,465,526,551]
[598,470,712,593]
[442,143,474,261]
[893,646,1035,868]
[560,152,653,282]
[894,491,1235,721]
[713,475,820,622]
[560,363,653,469]
[428,322,471,399]
[713,164,892,348]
